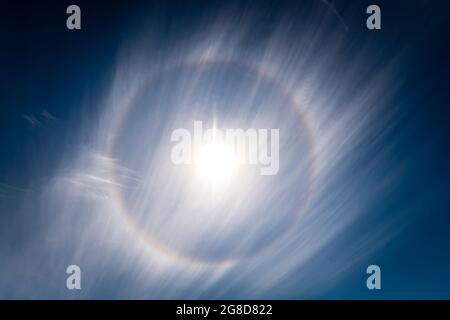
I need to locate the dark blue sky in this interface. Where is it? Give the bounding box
[1,0,450,299]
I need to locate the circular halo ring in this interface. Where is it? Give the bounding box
[105,57,318,267]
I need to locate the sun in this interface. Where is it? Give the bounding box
[194,143,239,185]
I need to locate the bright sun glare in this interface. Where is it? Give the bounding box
[195,143,239,184]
